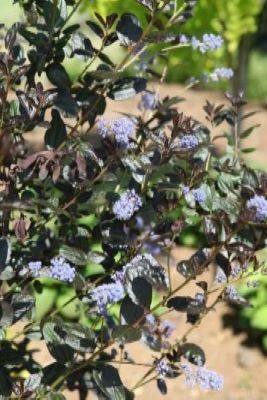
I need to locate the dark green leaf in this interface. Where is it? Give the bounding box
[112,325,141,343]
[0,369,12,397]
[241,147,256,154]
[42,0,67,31]
[46,64,71,89]
[24,373,42,392]
[0,342,24,367]
[11,294,35,323]
[116,13,143,46]
[131,277,152,309]
[157,378,167,395]
[217,173,240,195]
[240,125,260,139]
[106,13,118,28]
[177,248,211,278]
[59,245,88,266]
[0,302,14,328]
[43,320,95,354]
[42,362,66,386]
[108,77,147,101]
[0,238,11,272]
[176,260,195,278]
[86,20,104,38]
[47,343,75,363]
[55,90,78,118]
[180,343,206,366]
[124,255,168,306]
[120,296,144,325]
[5,23,18,50]
[93,365,126,400]
[45,109,67,149]
[167,296,192,312]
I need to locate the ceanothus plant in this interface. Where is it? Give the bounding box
[0,0,266,398]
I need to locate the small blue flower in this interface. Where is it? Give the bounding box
[182,363,224,391]
[161,320,175,339]
[111,117,135,148]
[196,367,224,391]
[179,134,199,150]
[180,34,189,44]
[49,257,75,283]
[156,359,172,377]
[192,188,206,204]
[231,265,242,278]
[90,282,125,315]
[192,34,223,53]
[191,36,200,50]
[225,286,238,301]
[143,241,161,256]
[194,292,205,306]
[181,363,197,388]
[182,185,190,195]
[113,189,142,220]
[214,267,227,284]
[28,261,42,277]
[139,91,158,110]
[98,117,135,148]
[146,314,157,333]
[146,313,156,325]
[98,117,109,138]
[210,67,234,81]
[247,195,267,222]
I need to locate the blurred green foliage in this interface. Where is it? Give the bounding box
[248,51,267,101]
[238,271,267,353]
[169,0,263,81]
[83,0,264,83]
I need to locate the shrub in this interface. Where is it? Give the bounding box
[0,0,266,398]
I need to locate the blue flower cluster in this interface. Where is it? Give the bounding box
[247,194,267,222]
[210,67,234,81]
[192,34,223,53]
[182,185,190,195]
[156,359,172,377]
[146,313,156,329]
[161,320,175,338]
[28,261,42,277]
[182,363,224,391]
[28,257,75,282]
[195,292,205,306]
[98,116,135,148]
[196,366,224,391]
[111,117,135,148]
[192,188,206,204]
[179,34,189,44]
[179,134,199,150]
[113,189,142,220]
[214,267,227,284]
[139,91,158,110]
[90,281,125,315]
[98,117,109,138]
[49,257,76,283]
[225,286,238,301]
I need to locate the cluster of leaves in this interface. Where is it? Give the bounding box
[0,0,266,399]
